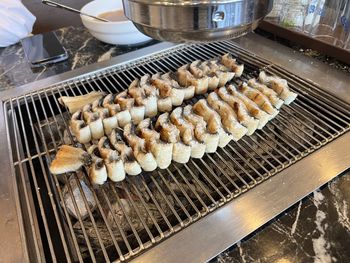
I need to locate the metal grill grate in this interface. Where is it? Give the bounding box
[4,40,350,262]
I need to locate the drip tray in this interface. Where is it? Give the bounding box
[2,38,350,262]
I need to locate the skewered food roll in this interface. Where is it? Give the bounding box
[137,118,173,169]
[152,75,173,113]
[155,113,191,164]
[102,94,123,135]
[128,76,158,118]
[82,104,105,140]
[190,60,219,91]
[226,85,270,129]
[161,72,195,100]
[247,78,284,109]
[92,98,119,135]
[238,82,279,118]
[177,64,209,95]
[71,111,92,144]
[170,107,206,159]
[258,71,298,105]
[217,87,259,136]
[49,145,91,174]
[109,129,142,175]
[124,123,158,172]
[98,137,125,182]
[206,92,248,141]
[115,90,145,124]
[87,145,108,185]
[183,105,220,153]
[192,99,233,148]
[151,73,185,106]
[221,53,244,77]
[207,60,235,87]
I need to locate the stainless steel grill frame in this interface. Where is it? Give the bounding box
[1,35,349,263]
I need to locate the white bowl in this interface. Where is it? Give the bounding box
[80,0,151,45]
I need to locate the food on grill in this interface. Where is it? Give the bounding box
[91,97,119,135]
[221,53,244,77]
[49,145,91,175]
[151,73,185,107]
[207,60,236,87]
[124,122,158,172]
[50,56,298,185]
[216,87,259,136]
[156,113,191,164]
[170,107,206,159]
[259,71,298,105]
[98,137,126,182]
[59,91,105,114]
[190,60,219,91]
[162,72,195,100]
[128,76,158,118]
[183,105,220,153]
[247,78,284,109]
[206,92,248,141]
[114,91,144,125]
[226,85,271,129]
[109,129,142,175]
[71,111,92,144]
[87,145,108,185]
[177,54,241,95]
[238,82,279,118]
[66,55,242,144]
[177,64,209,95]
[137,118,173,169]
[193,99,233,148]
[82,104,105,140]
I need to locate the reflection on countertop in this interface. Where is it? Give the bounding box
[212,171,350,263]
[0,26,157,91]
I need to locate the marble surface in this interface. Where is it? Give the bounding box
[212,171,350,263]
[0,26,349,262]
[0,26,157,91]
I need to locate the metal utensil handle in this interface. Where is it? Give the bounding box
[41,0,109,22]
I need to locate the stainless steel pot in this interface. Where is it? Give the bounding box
[122,0,273,42]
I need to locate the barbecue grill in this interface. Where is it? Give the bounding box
[0,34,349,262]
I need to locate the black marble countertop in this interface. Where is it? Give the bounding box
[0,26,349,263]
[0,26,157,91]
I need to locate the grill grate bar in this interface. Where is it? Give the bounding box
[272,116,316,151]
[157,171,193,222]
[5,40,350,262]
[55,85,113,262]
[294,100,346,133]
[48,86,100,262]
[282,106,332,141]
[170,165,211,212]
[139,176,175,232]
[45,87,97,262]
[14,96,61,262]
[206,153,245,192]
[127,177,165,239]
[30,92,82,262]
[243,135,285,168]
[59,82,153,261]
[6,101,44,261]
